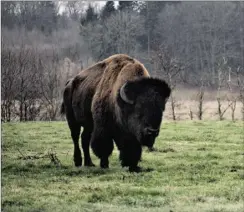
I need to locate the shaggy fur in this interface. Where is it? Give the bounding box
[61,54,171,172]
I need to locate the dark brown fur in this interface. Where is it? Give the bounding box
[61,54,171,171]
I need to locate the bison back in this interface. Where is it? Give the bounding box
[63,61,106,125]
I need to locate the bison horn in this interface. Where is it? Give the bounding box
[120,83,134,104]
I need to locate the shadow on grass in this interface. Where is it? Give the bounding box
[65,165,154,177]
[2,160,155,180]
[147,147,176,153]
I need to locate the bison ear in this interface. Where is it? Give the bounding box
[119,81,137,104]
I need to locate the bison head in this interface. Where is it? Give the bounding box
[117,77,171,147]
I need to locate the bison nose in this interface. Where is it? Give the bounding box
[145,128,159,137]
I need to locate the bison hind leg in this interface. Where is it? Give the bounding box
[81,126,95,167]
[69,124,82,167]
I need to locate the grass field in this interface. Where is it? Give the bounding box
[2,121,244,212]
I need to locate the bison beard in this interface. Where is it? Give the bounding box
[61,54,171,172]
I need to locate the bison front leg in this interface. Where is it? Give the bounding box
[91,99,114,168]
[119,141,142,172]
[81,126,95,167]
[91,129,114,169]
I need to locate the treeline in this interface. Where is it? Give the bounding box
[2,1,244,82]
[1,1,244,121]
[79,1,244,86]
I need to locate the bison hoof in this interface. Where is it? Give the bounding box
[100,158,109,169]
[121,161,129,167]
[129,166,142,173]
[100,163,109,169]
[148,147,156,152]
[74,161,82,167]
[74,155,82,167]
[101,165,109,169]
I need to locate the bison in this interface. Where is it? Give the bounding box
[61,54,171,172]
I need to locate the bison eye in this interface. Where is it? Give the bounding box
[145,128,159,136]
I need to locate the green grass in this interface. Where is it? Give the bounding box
[2,121,244,212]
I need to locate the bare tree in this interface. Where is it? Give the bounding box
[194,75,208,121]
[188,107,194,120]
[80,10,144,60]
[15,45,42,121]
[150,45,183,120]
[226,67,238,122]
[38,48,62,121]
[157,2,241,87]
[64,1,86,21]
[216,57,232,120]
[234,66,244,121]
[1,43,18,121]
[197,81,205,120]
[1,41,42,121]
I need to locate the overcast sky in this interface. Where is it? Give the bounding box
[58,1,119,14]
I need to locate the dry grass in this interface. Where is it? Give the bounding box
[164,100,243,121]
[164,88,243,121]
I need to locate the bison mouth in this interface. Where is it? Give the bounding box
[141,136,156,148]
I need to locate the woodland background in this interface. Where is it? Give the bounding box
[1,1,244,121]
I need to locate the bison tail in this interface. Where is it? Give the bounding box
[60,102,65,115]
[60,79,72,116]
